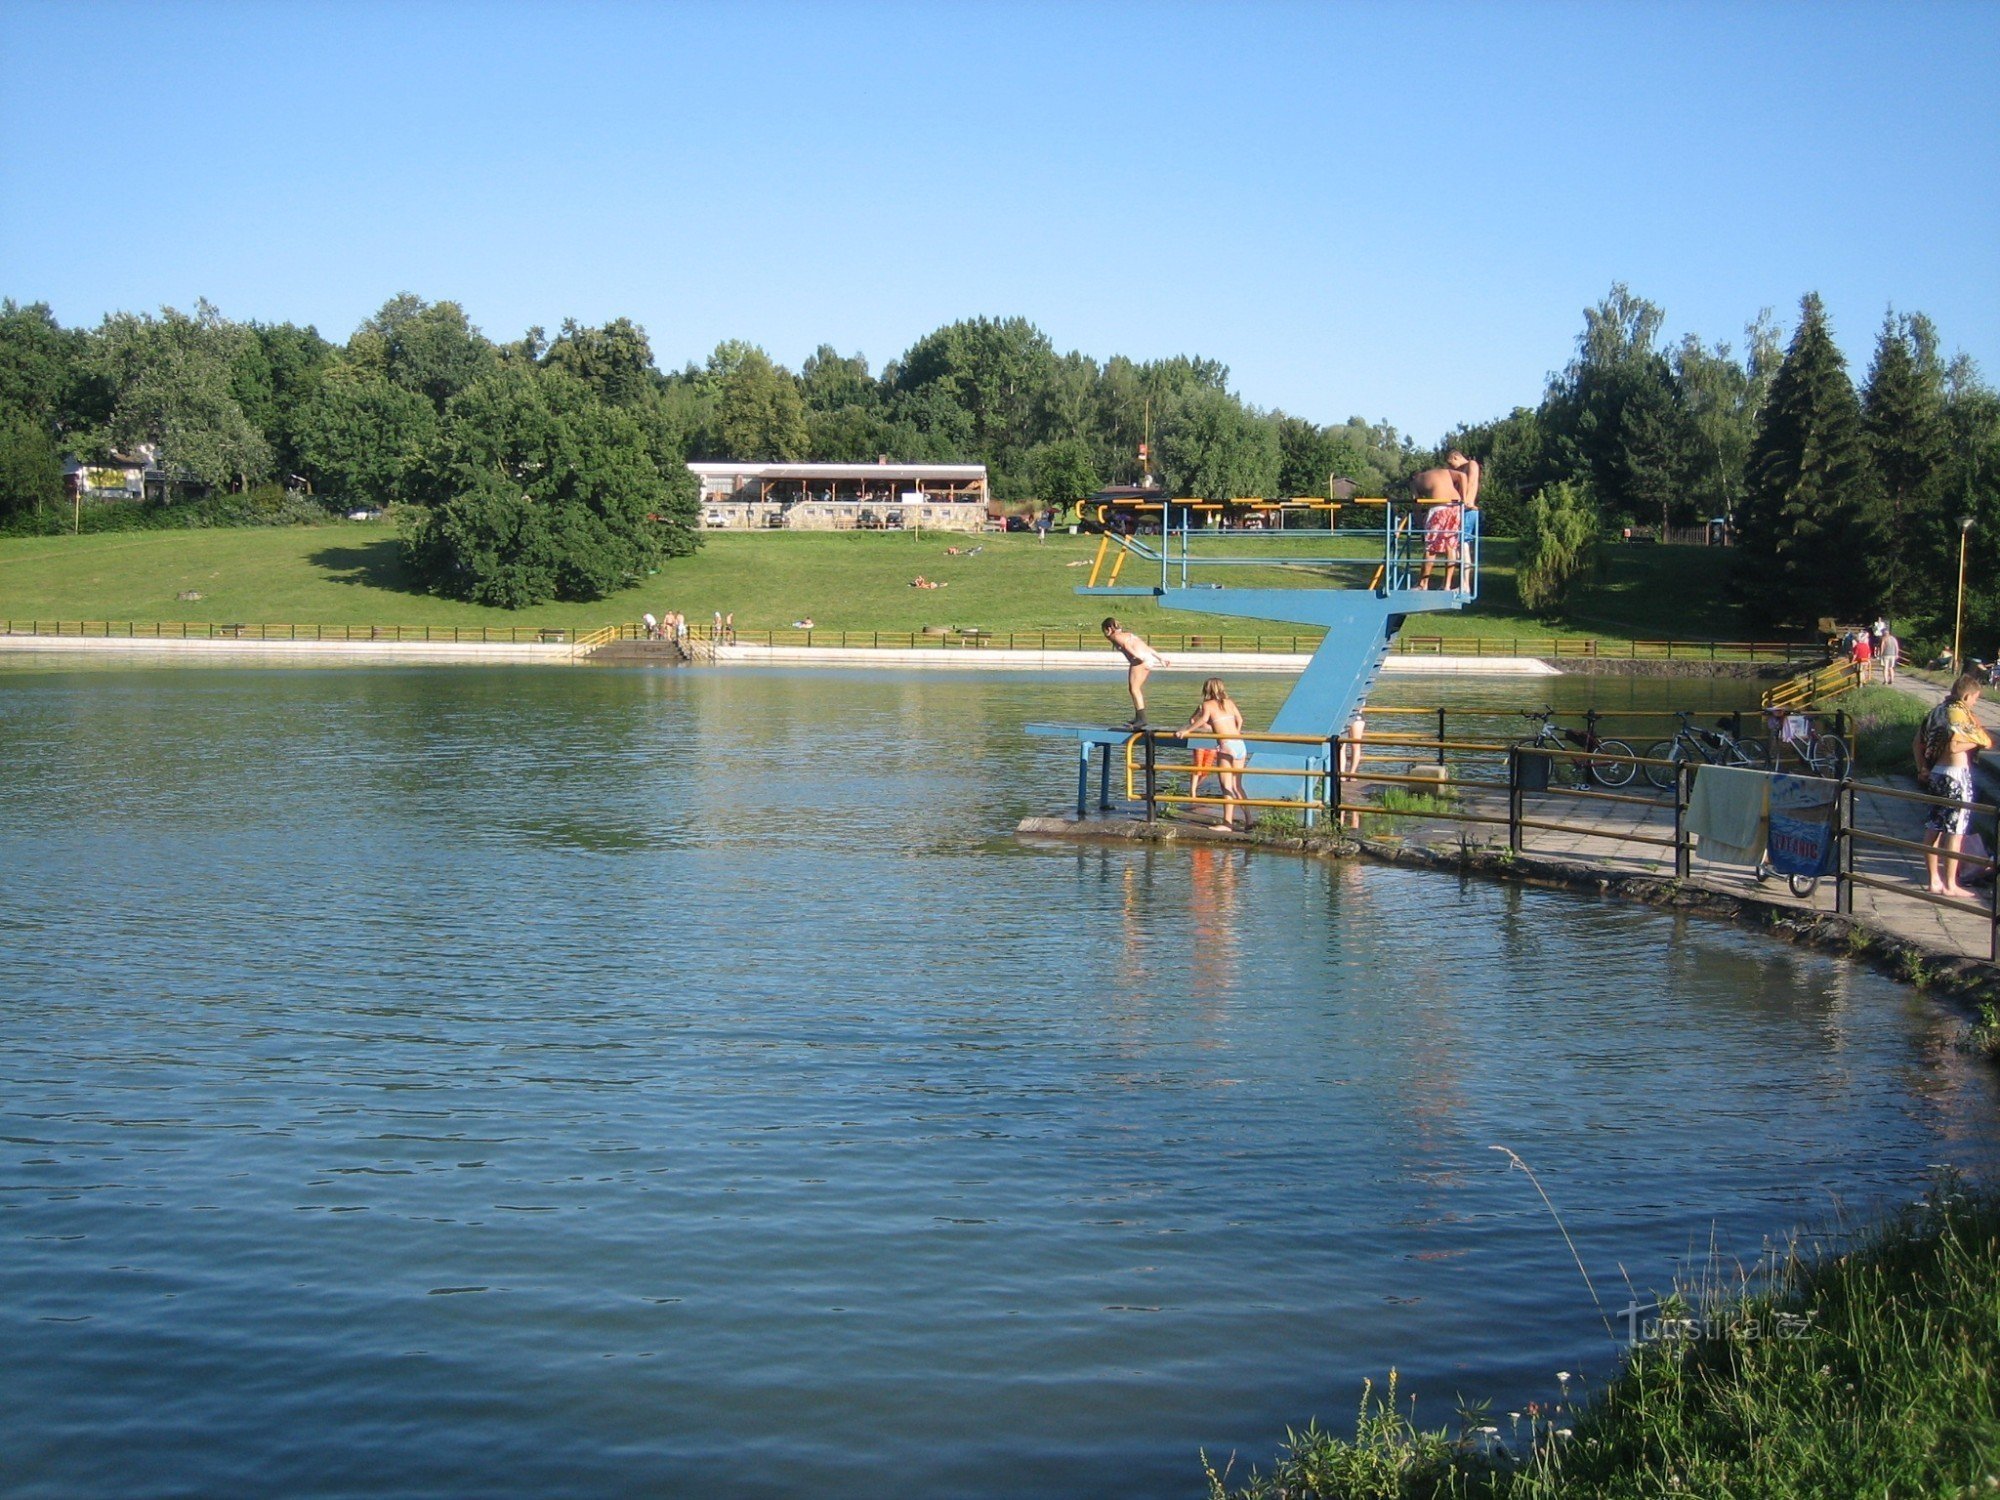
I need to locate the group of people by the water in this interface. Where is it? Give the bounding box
[639,610,737,645]
[641,610,692,646]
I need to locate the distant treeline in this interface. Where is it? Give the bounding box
[0,288,1993,634]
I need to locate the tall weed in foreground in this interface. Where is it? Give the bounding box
[1208,1172,2000,1498]
[1202,1371,1489,1500]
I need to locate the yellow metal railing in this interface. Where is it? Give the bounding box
[1763,657,1862,710]
[1123,729,1336,815]
[570,624,620,661]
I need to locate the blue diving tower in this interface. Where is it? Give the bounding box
[1031,495,1476,808]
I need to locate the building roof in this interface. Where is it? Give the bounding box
[688,461,987,481]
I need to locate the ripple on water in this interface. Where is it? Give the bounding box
[2,665,1996,1498]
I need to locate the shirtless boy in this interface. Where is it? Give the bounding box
[1102,617,1169,730]
[1177,677,1249,830]
[1411,449,1481,591]
[1923,673,1993,896]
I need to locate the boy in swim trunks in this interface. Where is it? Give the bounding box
[1176,677,1249,830]
[1102,617,1169,730]
[1411,449,1480,592]
[1923,673,1992,896]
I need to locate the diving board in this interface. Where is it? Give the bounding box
[1066,495,1477,804]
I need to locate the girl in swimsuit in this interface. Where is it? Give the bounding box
[1102,617,1169,729]
[1179,677,1248,829]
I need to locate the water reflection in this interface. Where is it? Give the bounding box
[0,663,1994,1500]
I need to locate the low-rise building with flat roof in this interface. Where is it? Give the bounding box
[689,461,990,532]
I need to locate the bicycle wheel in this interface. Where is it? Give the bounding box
[1644,741,1677,789]
[1734,738,1767,767]
[1591,738,1637,787]
[1815,735,1850,780]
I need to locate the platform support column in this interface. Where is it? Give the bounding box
[1142,733,1157,823]
[1837,784,1855,916]
[1507,746,1522,854]
[1674,765,1691,880]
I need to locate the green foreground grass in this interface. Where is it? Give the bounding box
[0,523,1760,649]
[1209,1175,2000,1499]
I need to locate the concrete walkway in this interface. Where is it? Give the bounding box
[1387,772,1998,963]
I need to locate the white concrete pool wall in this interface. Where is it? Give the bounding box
[0,633,1561,675]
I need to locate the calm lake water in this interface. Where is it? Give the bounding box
[3,662,1996,1499]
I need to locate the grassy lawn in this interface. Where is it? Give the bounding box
[0,523,1760,648]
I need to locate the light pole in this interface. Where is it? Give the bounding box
[1953,515,1975,671]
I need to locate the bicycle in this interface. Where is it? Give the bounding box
[1644,711,1766,790]
[1769,713,1850,780]
[1517,707,1637,788]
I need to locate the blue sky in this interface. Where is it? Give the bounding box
[2,0,1994,440]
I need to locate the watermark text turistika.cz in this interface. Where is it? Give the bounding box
[1619,1300,1816,1345]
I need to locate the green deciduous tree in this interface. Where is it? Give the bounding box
[93,302,272,493]
[1032,436,1100,508]
[544,317,657,407]
[1274,415,1343,499]
[1157,388,1279,500]
[806,404,894,463]
[1540,284,1678,523]
[1444,407,1543,538]
[1739,294,1881,625]
[404,367,691,607]
[0,407,62,518]
[889,317,1059,485]
[1515,479,1599,616]
[799,346,877,414]
[231,321,337,477]
[0,300,94,433]
[292,368,440,508]
[709,342,808,460]
[350,294,498,412]
[1671,316,1780,532]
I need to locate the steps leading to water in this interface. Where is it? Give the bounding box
[588,639,690,665]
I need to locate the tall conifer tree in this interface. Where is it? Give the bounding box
[1740,294,1880,625]
[1861,312,1952,622]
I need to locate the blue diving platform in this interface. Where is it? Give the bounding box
[1035,496,1477,807]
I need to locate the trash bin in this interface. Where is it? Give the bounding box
[1516,748,1551,792]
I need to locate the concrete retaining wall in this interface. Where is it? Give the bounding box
[713,645,1560,675]
[0,634,572,665]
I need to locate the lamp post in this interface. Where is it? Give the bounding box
[1953,515,1975,672]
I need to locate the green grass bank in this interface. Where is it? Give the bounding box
[0,524,1764,651]
[1208,1175,2000,1499]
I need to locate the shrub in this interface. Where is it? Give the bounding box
[1515,480,1599,617]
